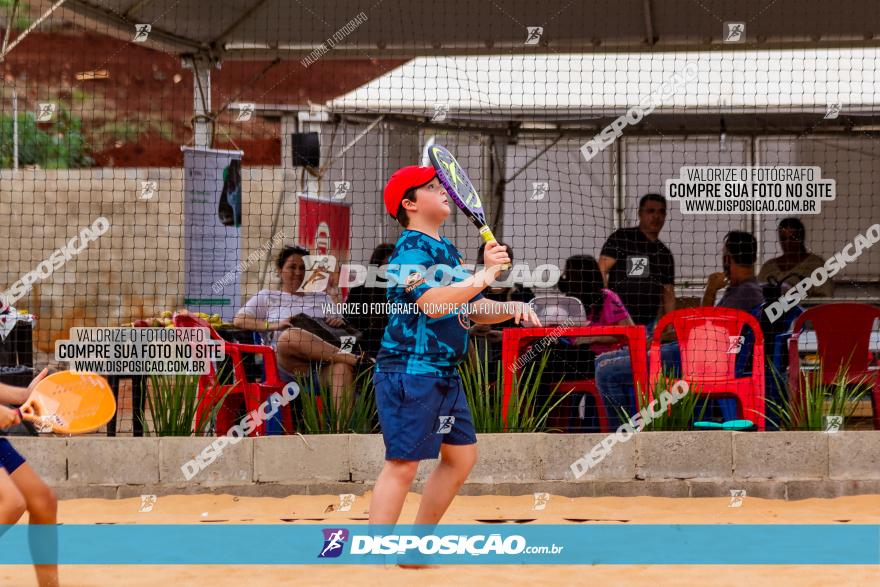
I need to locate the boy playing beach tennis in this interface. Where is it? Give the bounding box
[0,368,59,587]
[370,166,541,528]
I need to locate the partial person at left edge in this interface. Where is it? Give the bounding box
[0,367,59,587]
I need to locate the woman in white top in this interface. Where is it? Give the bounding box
[234,246,356,407]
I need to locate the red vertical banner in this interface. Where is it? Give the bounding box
[297,196,351,300]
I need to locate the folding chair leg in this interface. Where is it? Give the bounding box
[243,393,266,437]
[280,405,294,435]
[595,400,610,433]
[214,405,233,436]
[873,386,880,431]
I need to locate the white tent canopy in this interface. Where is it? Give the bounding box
[329,49,880,120]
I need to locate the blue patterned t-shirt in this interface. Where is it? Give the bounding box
[376,230,482,376]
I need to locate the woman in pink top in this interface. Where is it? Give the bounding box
[545,255,634,431]
[558,255,634,352]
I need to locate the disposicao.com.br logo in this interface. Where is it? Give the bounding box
[318,528,349,558]
[317,527,563,560]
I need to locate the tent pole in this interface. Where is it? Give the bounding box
[12,88,19,171]
[614,140,624,231]
[321,115,384,173]
[183,54,217,148]
[488,137,507,240]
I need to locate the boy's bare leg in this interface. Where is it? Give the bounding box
[413,443,476,526]
[0,469,26,525]
[368,459,418,525]
[11,463,59,587]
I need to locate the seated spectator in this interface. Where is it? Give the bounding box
[703,231,765,311]
[544,255,635,431]
[234,245,357,408]
[344,243,395,361]
[758,217,833,297]
[595,231,764,430]
[551,255,634,371]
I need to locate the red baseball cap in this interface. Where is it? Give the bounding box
[383,166,437,218]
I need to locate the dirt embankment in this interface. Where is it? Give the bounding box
[2,28,406,166]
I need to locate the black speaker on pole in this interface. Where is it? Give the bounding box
[291,132,320,167]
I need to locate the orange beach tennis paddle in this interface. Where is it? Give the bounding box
[16,371,116,434]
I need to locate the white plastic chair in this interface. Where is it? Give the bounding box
[528,295,589,326]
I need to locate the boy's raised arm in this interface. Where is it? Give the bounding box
[415,264,503,317]
[412,242,538,325]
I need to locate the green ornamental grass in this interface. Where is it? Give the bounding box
[296,367,379,434]
[617,369,709,431]
[145,372,231,436]
[766,362,871,431]
[458,339,569,433]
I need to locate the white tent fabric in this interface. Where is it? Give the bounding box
[35,0,880,60]
[329,49,880,119]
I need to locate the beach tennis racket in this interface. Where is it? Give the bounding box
[16,371,116,434]
[428,144,509,269]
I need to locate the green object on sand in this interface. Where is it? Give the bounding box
[693,419,755,431]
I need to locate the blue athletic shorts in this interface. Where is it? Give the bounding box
[0,438,26,474]
[373,371,477,461]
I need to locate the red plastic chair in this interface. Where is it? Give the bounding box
[501,325,648,432]
[172,313,293,436]
[649,307,765,430]
[788,303,880,430]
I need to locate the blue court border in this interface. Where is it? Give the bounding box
[1,524,878,565]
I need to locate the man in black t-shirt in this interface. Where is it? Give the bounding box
[598,193,675,327]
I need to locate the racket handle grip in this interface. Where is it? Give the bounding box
[479,226,511,271]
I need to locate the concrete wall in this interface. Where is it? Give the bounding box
[11,432,880,501]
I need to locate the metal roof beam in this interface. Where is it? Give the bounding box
[642,0,655,46]
[63,0,205,53]
[210,0,272,47]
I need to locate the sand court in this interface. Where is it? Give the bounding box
[2,493,878,586]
